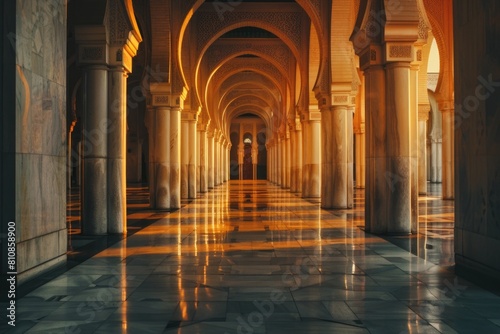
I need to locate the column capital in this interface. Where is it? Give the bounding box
[358,44,383,71]
[74,25,109,67]
[385,42,417,63]
[181,111,198,122]
[301,110,321,122]
[197,120,210,132]
[149,83,187,109]
[313,89,331,108]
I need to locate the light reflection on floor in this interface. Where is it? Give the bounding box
[4,180,500,334]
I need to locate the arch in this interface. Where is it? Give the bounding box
[205,64,289,132]
[199,48,292,109]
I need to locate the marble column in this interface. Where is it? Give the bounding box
[238,144,244,180]
[214,133,221,186]
[188,119,197,198]
[81,65,108,235]
[284,131,291,188]
[386,62,412,234]
[152,106,171,209]
[279,137,285,187]
[321,103,352,209]
[170,106,181,209]
[347,106,354,208]
[269,142,275,183]
[302,112,321,199]
[364,63,388,233]
[267,143,272,182]
[290,128,297,192]
[430,138,442,183]
[222,139,229,182]
[295,123,303,194]
[354,75,366,189]
[301,121,309,195]
[107,67,128,233]
[418,106,429,194]
[181,118,189,199]
[207,130,215,189]
[441,106,454,199]
[198,127,208,193]
[252,143,258,179]
[409,64,419,233]
[146,106,156,207]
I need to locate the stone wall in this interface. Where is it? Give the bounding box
[1,0,67,284]
[454,0,500,279]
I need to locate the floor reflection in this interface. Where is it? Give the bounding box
[5,181,500,334]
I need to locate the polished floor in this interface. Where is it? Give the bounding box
[3,181,500,333]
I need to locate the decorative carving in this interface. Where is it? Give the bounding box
[417,49,422,61]
[153,95,169,106]
[418,15,429,41]
[81,46,104,61]
[108,0,132,46]
[389,45,412,58]
[370,49,377,61]
[360,51,370,68]
[196,11,302,56]
[333,95,349,104]
[427,72,439,91]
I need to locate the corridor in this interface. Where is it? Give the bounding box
[3,181,500,333]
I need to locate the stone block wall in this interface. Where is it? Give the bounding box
[454,0,500,279]
[1,0,68,284]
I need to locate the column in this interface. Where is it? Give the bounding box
[214,132,221,186]
[295,120,303,193]
[281,135,287,188]
[441,104,454,199]
[207,129,215,189]
[181,116,189,199]
[81,65,108,235]
[409,63,419,233]
[188,117,197,198]
[302,111,321,198]
[276,137,283,186]
[170,105,182,209]
[226,142,231,181]
[430,137,442,183]
[107,66,128,233]
[418,106,429,194]
[267,143,272,182]
[385,61,412,234]
[269,141,275,183]
[347,106,354,208]
[284,130,291,188]
[151,104,171,209]
[252,142,258,180]
[321,100,352,209]
[363,60,388,233]
[198,125,208,193]
[290,126,297,192]
[238,143,244,180]
[354,74,366,189]
[146,106,156,207]
[222,139,227,182]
